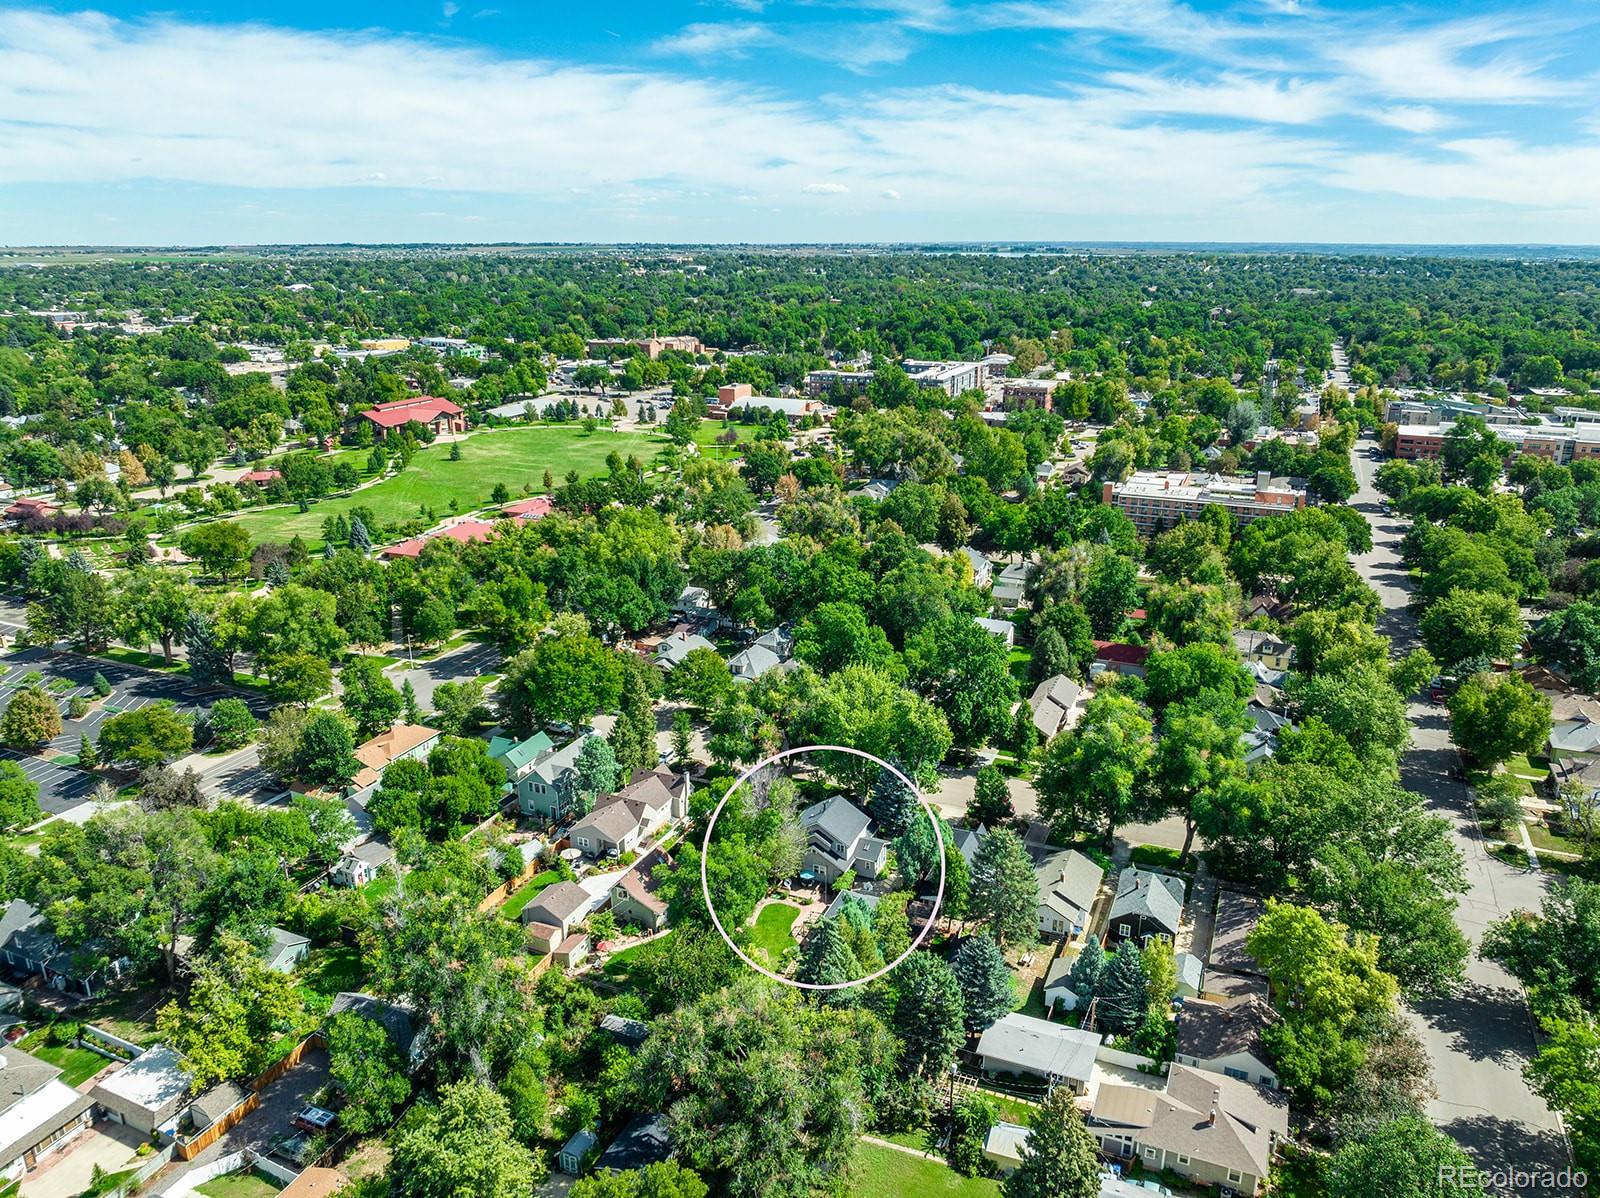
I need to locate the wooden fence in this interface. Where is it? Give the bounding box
[173,1033,327,1161]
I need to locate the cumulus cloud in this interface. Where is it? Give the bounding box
[1,6,1599,240]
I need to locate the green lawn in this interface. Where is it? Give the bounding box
[746,902,801,965]
[693,421,759,460]
[195,1170,286,1198]
[851,1143,1000,1197]
[298,944,366,998]
[501,870,562,920]
[217,426,668,548]
[1128,844,1187,872]
[362,873,398,903]
[16,1029,110,1086]
[1007,648,1033,686]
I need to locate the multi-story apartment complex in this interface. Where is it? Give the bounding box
[804,358,990,400]
[805,369,874,397]
[586,335,704,359]
[1393,421,1600,464]
[1103,471,1307,533]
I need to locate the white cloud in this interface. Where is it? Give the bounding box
[654,19,908,72]
[652,21,774,58]
[1328,15,1583,103]
[2,7,1599,241]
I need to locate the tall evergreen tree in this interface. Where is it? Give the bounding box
[349,515,372,554]
[892,951,966,1078]
[1030,625,1072,682]
[182,610,231,688]
[949,934,1014,1032]
[1094,947,1149,1036]
[1003,1088,1102,1198]
[867,764,919,837]
[969,826,1038,946]
[401,678,422,724]
[796,915,860,997]
[1066,934,1105,1011]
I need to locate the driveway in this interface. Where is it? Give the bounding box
[169,1047,332,1180]
[1352,437,1573,1194]
[21,1122,148,1198]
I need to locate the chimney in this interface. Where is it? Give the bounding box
[1207,1108,1217,1126]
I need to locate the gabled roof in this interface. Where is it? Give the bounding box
[529,880,592,925]
[529,732,598,786]
[976,1013,1101,1083]
[598,1112,672,1172]
[950,825,986,867]
[1208,891,1267,977]
[570,800,641,846]
[1108,868,1184,935]
[1030,674,1086,737]
[1035,849,1104,922]
[1232,629,1293,659]
[729,643,783,680]
[1091,1064,1287,1180]
[502,496,553,520]
[655,631,716,667]
[1093,641,1150,666]
[1178,995,1279,1066]
[360,396,463,428]
[801,795,872,851]
[350,724,439,790]
[490,731,556,773]
[613,849,669,916]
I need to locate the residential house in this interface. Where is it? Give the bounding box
[489,729,555,807]
[1107,869,1185,947]
[1089,1064,1288,1197]
[1035,849,1104,940]
[260,927,311,973]
[610,850,670,932]
[991,561,1031,611]
[0,898,123,998]
[1028,674,1090,738]
[573,770,688,859]
[237,468,282,486]
[328,992,424,1070]
[1207,891,1267,980]
[1232,630,1296,676]
[330,838,394,888]
[655,631,716,670]
[672,585,717,623]
[975,615,1017,648]
[499,731,598,821]
[0,1044,96,1181]
[823,889,880,923]
[729,642,783,682]
[959,547,994,588]
[1091,641,1150,679]
[597,1112,673,1173]
[950,825,987,868]
[308,723,440,808]
[855,478,900,502]
[975,1013,1101,1094]
[1176,995,1281,1089]
[1549,695,1600,763]
[799,796,888,885]
[523,881,595,942]
[358,395,466,439]
[92,1044,192,1134]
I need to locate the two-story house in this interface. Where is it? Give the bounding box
[610,848,670,932]
[799,796,888,886]
[1232,630,1296,683]
[1035,849,1104,940]
[492,731,599,821]
[568,770,689,859]
[1176,994,1281,1089]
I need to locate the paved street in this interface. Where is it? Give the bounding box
[1352,437,1574,1194]
[385,639,502,711]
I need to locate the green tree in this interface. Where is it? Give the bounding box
[155,933,304,1089]
[296,711,360,791]
[893,951,966,1078]
[1326,1113,1488,1198]
[1002,1087,1101,1198]
[498,628,625,734]
[1447,673,1551,767]
[390,1079,543,1198]
[574,735,619,812]
[1036,691,1156,847]
[1420,587,1525,668]
[0,762,40,830]
[1066,934,1105,1011]
[948,1092,1000,1176]
[0,687,61,750]
[969,827,1038,946]
[328,1010,411,1134]
[1530,600,1600,690]
[1526,1017,1600,1178]
[97,702,194,768]
[114,569,197,665]
[905,614,1020,750]
[339,656,404,739]
[950,934,1014,1032]
[178,521,252,578]
[969,765,1014,827]
[207,698,257,750]
[432,679,490,736]
[570,1163,710,1198]
[670,648,735,718]
[1093,947,1148,1035]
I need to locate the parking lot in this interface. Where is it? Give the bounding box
[0,647,272,815]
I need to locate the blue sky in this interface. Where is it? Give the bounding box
[1,0,1598,244]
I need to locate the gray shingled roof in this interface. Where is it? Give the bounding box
[1108,868,1185,935]
[976,1013,1100,1083]
[1035,849,1104,923]
[529,880,592,925]
[1178,995,1279,1065]
[1208,890,1267,976]
[801,795,871,850]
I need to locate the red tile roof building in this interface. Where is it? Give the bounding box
[359,396,466,439]
[238,469,283,485]
[502,496,554,521]
[380,519,498,559]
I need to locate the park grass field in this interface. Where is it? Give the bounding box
[219,425,667,548]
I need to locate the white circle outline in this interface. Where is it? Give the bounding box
[698,743,946,991]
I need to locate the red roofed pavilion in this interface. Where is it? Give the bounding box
[359,396,466,439]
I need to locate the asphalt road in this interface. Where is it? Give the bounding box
[385,639,503,711]
[1351,438,1575,1195]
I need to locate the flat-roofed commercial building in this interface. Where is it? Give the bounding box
[1103,471,1306,534]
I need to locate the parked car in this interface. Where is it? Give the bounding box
[293,1105,338,1134]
